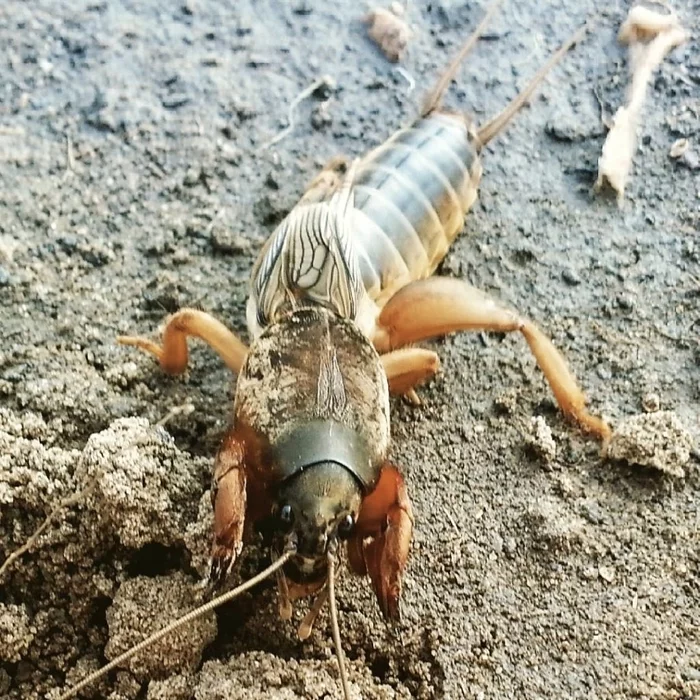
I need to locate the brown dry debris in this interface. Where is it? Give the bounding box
[595,4,688,204]
[364,4,412,63]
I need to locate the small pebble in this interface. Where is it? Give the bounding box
[642,392,660,413]
[562,267,582,286]
[669,137,689,158]
[680,148,700,170]
[598,566,615,583]
[597,365,612,380]
[617,293,636,311]
[183,167,200,186]
[219,143,241,165]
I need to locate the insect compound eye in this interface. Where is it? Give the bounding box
[279,504,294,529]
[337,514,355,540]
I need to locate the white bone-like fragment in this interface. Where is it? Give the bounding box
[595,5,687,204]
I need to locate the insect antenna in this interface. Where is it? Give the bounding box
[56,550,295,700]
[327,549,351,700]
[421,0,505,117]
[477,21,590,146]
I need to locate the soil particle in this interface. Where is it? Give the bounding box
[0,603,36,663]
[105,572,217,681]
[1,0,699,698]
[526,415,557,463]
[606,410,695,477]
[76,417,208,549]
[147,672,197,700]
[0,408,79,508]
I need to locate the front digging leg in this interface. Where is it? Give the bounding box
[209,431,248,584]
[373,277,610,441]
[347,464,414,620]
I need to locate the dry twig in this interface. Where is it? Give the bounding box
[595,5,687,204]
[260,75,335,151]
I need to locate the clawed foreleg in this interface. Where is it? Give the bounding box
[209,432,248,584]
[347,464,413,620]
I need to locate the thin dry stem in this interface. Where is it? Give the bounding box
[595,5,687,203]
[260,76,334,151]
[0,486,94,580]
[328,551,351,700]
[55,550,294,700]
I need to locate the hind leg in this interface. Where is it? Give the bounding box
[118,308,248,375]
[380,347,440,401]
[373,277,610,440]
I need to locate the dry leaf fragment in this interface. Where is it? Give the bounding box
[595,5,688,204]
[364,5,412,63]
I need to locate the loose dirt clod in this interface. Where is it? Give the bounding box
[527,415,557,463]
[0,409,83,578]
[75,417,206,549]
[0,603,36,663]
[194,651,375,700]
[364,5,412,63]
[606,410,694,477]
[105,573,217,681]
[595,4,688,204]
[525,497,586,553]
[146,673,196,700]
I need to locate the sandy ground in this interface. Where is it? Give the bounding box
[1,1,699,698]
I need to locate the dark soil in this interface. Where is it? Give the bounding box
[1,1,698,698]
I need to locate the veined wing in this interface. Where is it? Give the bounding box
[249,172,366,336]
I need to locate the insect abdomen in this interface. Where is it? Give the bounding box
[350,112,482,306]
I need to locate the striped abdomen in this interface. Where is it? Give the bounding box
[247,112,482,339]
[350,112,482,308]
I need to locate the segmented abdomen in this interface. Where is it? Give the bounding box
[247,112,482,339]
[350,112,482,307]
